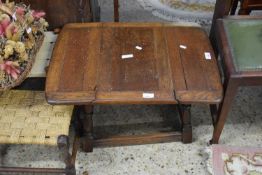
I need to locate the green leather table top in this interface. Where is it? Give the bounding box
[224,18,262,71]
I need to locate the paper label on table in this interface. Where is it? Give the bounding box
[179,45,187,49]
[143,93,155,99]
[204,52,212,60]
[121,54,134,59]
[135,46,143,50]
[27,27,32,34]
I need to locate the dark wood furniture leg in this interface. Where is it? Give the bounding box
[210,104,218,126]
[78,105,94,152]
[211,78,239,144]
[90,0,100,21]
[179,105,192,143]
[230,0,239,15]
[114,0,119,22]
[57,135,76,175]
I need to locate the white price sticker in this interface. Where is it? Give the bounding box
[143,93,155,99]
[135,46,143,50]
[121,54,134,59]
[179,45,187,49]
[204,52,212,60]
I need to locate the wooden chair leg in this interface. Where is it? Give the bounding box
[210,104,218,126]
[210,78,238,144]
[78,105,94,152]
[90,0,100,22]
[57,135,76,175]
[178,105,192,144]
[114,0,119,22]
[230,0,239,15]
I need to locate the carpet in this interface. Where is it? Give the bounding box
[137,0,216,26]
[204,145,262,175]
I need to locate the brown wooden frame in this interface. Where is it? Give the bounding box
[210,16,262,144]
[0,135,79,175]
[75,104,193,152]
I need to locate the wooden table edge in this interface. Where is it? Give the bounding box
[62,22,203,29]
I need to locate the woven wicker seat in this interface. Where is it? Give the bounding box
[0,90,77,175]
[0,90,73,145]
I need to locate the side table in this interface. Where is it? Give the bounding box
[46,23,223,152]
[211,16,262,143]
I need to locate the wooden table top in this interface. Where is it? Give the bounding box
[46,23,222,105]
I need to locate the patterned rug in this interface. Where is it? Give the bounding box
[204,145,262,175]
[137,0,216,27]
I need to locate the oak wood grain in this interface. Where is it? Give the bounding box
[46,23,223,105]
[93,132,182,147]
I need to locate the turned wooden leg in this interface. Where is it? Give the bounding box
[210,104,218,126]
[179,105,192,144]
[78,105,94,152]
[210,78,238,144]
[114,0,119,22]
[57,135,76,175]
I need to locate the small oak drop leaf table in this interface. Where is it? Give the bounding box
[46,23,223,152]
